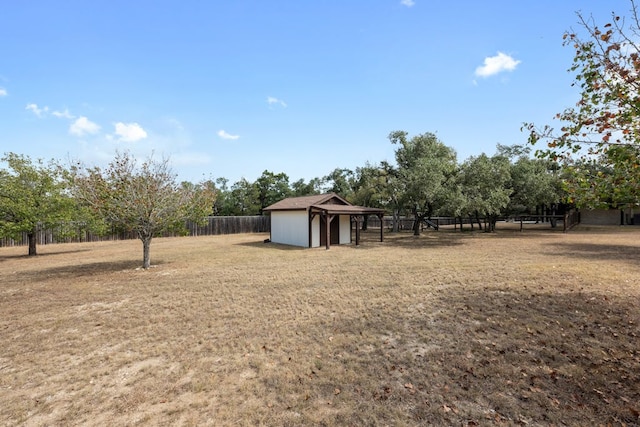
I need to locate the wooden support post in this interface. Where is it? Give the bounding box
[325,213,331,250]
[378,213,384,242]
[308,211,314,247]
[355,216,361,246]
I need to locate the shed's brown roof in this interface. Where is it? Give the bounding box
[263,193,349,211]
[310,204,385,215]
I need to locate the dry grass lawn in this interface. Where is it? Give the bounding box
[1,225,640,426]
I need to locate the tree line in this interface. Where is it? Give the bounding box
[211,137,564,236]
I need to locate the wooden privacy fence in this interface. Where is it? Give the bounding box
[187,216,270,236]
[0,216,271,248]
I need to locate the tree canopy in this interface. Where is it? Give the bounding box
[497,145,563,216]
[458,154,512,232]
[524,0,640,208]
[390,130,458,235]
[72,151,216,269]
[0,153,76,255]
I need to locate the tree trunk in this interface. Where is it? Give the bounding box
[362,214,368,231]
[486,215,497,232]
[27,230,37,256]
[392,210,400,232]
[413,210,421,236]
[142,237,152,269]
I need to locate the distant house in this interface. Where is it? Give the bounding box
[580,208,622,226]
[580,206,639,226]
[263,193,385,249]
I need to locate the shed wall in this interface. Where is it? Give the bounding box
[339,215,351,244]
[311,215,320,247]
[270,211,309,247]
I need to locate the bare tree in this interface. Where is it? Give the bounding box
[72,151,216,269]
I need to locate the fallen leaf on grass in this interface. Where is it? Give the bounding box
[443,404,459,414]
[404,382,416,394]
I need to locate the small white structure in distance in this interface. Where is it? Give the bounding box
[263,193,385,249]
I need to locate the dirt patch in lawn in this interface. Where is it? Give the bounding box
[1,226,639,426]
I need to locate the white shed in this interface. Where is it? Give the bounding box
[263,193,385,249]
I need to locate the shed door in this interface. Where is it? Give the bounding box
[320,215,341,246]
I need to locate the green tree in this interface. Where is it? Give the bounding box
[350,163,386,208]
[212,177,234,216]
[497,144,563,217]
[563,145,640,208]
[459,154,512,232]
[389,131,458,235]
[72,151,215,269]
[322,168,355,198]
[524,1,640,208]
[228,178,260,215]
[254,170,291,214]
[349,163,388,230]
[379,160,404,232]
[291,177,322,197]
[0,153,75,256]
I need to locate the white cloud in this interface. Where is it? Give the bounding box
[217,130,239,140]
[475,52,521,78]
[400,0,415,7]
[26,103,49,117]
[52,109,75,119]
[0,88,7,97]
[69,116,101,136]
[114,122,148,142]
[267,96,287,108]
[26,103,76,119]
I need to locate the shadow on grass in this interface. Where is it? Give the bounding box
[367,227,596,251]
[294,286,640,425]
[235,232,468,251]
[351,230,480,250]
[17,260,162,280]
[547,242,640,265]
[0,248,92,262]
[235,241,306,251]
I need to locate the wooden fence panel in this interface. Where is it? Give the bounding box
[0,216,271,248]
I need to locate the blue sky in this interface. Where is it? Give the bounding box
[0,0,632,184]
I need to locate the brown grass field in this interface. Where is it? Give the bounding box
[1,224,640,426]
